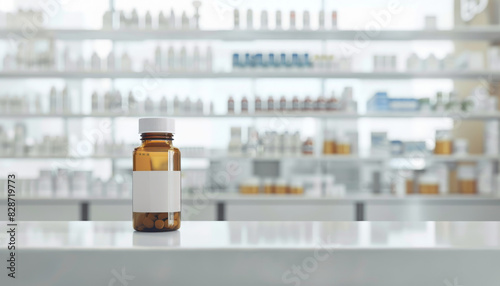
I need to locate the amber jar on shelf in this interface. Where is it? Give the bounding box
[418,172,439,194]
[458,165,477,194]
[240,178,260,194]
[133,118,181,232]
[434,130,452,155]
[323,130,336,155]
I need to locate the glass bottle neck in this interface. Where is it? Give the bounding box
[140,132,174,141]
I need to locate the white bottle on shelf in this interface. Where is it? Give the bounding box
[173,95,180,114]
[91,52,101,71]
[168,46,175,71]
[192,1,201,30]
[193,45,200,71]
[206,46,213,72]
[289,10,296,30]
[181,11,189,30]
[196,98,203,114]
[179,46,187,70]
[34,94,42,114]
[76,56,84,71]
[160,96,168,114]
[158,11,169,30]
[144,96,154,113]
[121,52,132,71]
[119,11,127,29]
[128,91,137,114]
[303,11,310,30]
[49,86,57,114]
[92,91,99,113]
[246,9,253,30]
[144,11,153,29]
[234,9,240,29]
[130,9,139,29]
[275,11,282,30]
[260,10,268,30]
[113,91,122,112]
[331,11,337,29]
[155,46,162,71]
[102,10,113,30]
[184,97,192,114]
[319,10,325,30]
[104,91,113,112]
[107,51,115,71]
[61,85,70,114]
[169,9,176,29]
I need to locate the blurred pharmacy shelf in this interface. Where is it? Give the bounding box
[0,154,497,162]
[2,28,500,41]
[1,70,500,79]
[2,193,500,221]
[2,111,500,119]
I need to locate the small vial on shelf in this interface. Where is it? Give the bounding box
[267,96,274,111]
[327,93,338,111]
[241,96,248,113]
[255,96,262,113]
[316,96,326,111]
[133,118,181,232]
[292,96,300,111]
[303,96,313,111]
[228,96,235,113]
[302,137,314,155]
[279,96,287,111]
[331,11,337,29]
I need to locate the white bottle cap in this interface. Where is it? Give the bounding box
[139,118,175,134]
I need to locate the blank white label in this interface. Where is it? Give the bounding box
[133,171,181,212]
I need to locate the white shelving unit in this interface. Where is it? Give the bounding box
[2,111,500,119]
[2,27,500,41]
[1,70,499,79]
[0,154,497,162]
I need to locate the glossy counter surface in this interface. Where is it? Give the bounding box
[1,221,500,285]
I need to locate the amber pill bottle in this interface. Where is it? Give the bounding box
[133,118,181,232]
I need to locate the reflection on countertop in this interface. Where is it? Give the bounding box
[4,221,500,250]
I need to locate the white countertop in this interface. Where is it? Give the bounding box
[2,221,500,285]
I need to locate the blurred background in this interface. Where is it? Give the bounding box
[1,0,500,221]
